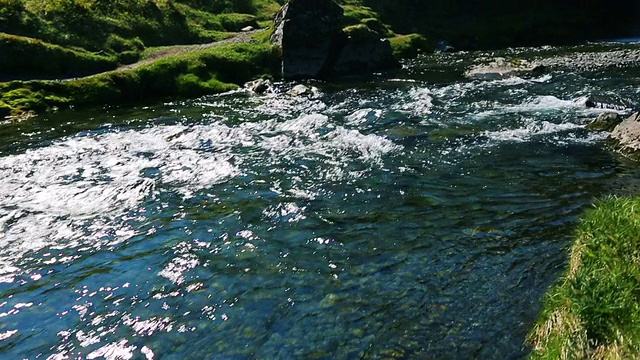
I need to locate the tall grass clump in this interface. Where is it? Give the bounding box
[529,196,640,359]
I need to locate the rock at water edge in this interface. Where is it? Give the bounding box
[610,112,640,156]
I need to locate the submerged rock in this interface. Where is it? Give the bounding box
[584,95,630,111]
[271,0,398,79]
[286,84,320,98]
[435,40,455,53]
[245,78,274,95]
[465,57,545,80]
[609,112,640,157]
[586,112,623,132]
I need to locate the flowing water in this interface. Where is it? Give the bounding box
[1,44,640,359]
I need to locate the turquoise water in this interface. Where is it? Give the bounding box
[1,47,640,359]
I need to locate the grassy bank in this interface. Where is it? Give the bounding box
[529,196,640,359]
[0,0,287,118]
[0,0,432,118]
[0,0,283,78]
[0,41,280,118]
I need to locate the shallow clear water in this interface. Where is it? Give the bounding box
[2,47,640,359]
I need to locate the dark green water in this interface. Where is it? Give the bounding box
[1,46,640,359]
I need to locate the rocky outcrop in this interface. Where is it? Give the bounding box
[586,112,624,132]
[464,57,545,80]
[271,0,398,79]
[244,78,274,95]
[332,25,398,77]
[271,0,344,79]
[609,112,640,156]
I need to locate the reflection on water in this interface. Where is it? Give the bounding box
[1,46,640,359]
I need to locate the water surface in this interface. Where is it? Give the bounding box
[1,46,640,359]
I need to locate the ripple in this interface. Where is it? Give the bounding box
[0,45,636,359]
[0,113,401,279]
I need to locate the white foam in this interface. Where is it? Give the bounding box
[483,118,583,143]
[531,74,553,83]
[345,108,383,126]
[252,93,327,118]
[392,87,434,116]
[0,114,401,277]
[86,339,136,360]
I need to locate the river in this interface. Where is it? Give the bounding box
[1,43,640,359]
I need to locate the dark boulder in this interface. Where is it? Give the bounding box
[271,0,344,79]
[271,0,398,79]
[584,95,631,111]
[332,25,398,76]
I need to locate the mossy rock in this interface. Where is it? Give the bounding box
[342,5,380,26]
[361,17,392,37]
[388,33,432,58]
[342,24,378,42]
[586,112,623,132]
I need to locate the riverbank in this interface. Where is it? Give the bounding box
[529,196,640,359]
[0,0,290,118]
[0,0,433,119]
[0,34,282,119]
[3,0,639,119]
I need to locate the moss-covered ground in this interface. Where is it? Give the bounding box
[529,196,640,359]
[0,41,280,118]
[0,0,282,117]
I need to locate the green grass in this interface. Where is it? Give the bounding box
[0,0,284,119]
[0,32,118,78]
[341,4,379,26]
[0,0,282,79]
[0,42,280,117]
[529,196,640,359]
[0,0,419,119]
[388,33,431,58]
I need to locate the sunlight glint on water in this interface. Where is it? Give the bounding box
[1,46,640,359]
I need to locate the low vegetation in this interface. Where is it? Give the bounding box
[529,196,640,359]
[0,0,284,78]
[0,0,434,118]
[0,0,286,117]
[388,33,430,58]
[0,42,280,118]
[0,32,119,79]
